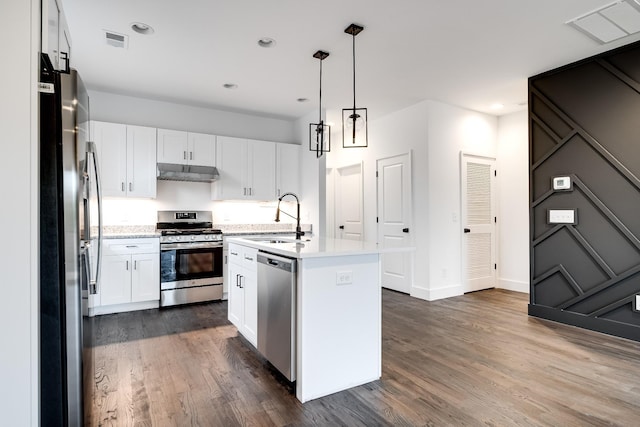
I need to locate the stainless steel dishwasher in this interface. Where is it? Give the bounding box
[257,251,297,381]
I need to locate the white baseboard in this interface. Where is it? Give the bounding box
[498,278,529,293]
[411,283,463,301]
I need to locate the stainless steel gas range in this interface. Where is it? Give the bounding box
[157,210,223,307]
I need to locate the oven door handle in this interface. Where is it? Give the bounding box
[161,242,223,250]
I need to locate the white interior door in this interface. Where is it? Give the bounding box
[377,153,412,293]
[335,163,364,240]
[461,154,496,293]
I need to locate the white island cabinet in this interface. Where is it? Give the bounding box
[226,237,409,403]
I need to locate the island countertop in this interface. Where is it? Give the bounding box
[226,236,413,259]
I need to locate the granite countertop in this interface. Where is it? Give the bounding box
[101,225,160,239]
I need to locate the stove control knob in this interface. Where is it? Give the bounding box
[191,235,196,240]
[205,235,211,240]
[175,236,181,241]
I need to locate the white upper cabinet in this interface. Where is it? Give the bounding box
[157,129,216,167]
[91,121,127,197]
[126,126,157,198]
[157,129,188,164]
[213,136,275,200]
[189,132,216,167]
[91,121,157,198]
[247,139,276,200]
[276,143,301,198]
[213,136,246,200]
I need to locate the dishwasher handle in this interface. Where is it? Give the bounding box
[257,251,297,273]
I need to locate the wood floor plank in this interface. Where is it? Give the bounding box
[86,290,640,426]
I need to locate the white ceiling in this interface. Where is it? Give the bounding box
[61,0,640,121]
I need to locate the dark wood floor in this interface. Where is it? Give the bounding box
[86,289,640,426]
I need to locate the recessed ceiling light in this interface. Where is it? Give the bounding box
[223,83,238,89]
[490,103,505,110]
[131,22,154,35]
[258,37,276,48]
[297,98,309,103]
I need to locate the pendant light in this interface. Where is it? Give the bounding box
[309,50,330,158]
[342,23,367,148]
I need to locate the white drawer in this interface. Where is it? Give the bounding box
[103,238,159,256]
[241,246,258,271]
[228,244,243,266]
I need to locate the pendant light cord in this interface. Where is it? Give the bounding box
[319,57,323,126]
[352,32,356,112]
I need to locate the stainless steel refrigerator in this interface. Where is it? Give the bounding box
[40,53,102,427]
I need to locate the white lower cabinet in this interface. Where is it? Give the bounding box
[93,238,160,315]
[227,243,258,346]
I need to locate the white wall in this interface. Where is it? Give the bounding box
[0,0,39,424]
[327,100,499,301]
[89,90,297,143]
[425,102,498,300]
[497,110,530,293]
[295,110,326,236]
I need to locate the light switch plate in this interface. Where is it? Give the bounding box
[553,176,572,191]
[548,209,577,224]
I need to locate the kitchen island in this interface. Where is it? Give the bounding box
[226,236,410,403]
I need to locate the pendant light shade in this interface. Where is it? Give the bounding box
[309,50,330,158]
[342,23,367,148]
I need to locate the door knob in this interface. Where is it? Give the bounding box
[339,225,345,229]
[402,228,409,233]
[464,228,471,233]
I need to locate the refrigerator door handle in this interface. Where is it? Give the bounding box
[87,141,103,295]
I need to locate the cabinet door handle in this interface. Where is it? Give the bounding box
[126,245,138,248]
[134,260,137,270]
[402,228,409,233]
[184,151,187,160]
[126,260,129,270]
[230,251,238,256]
[121,182,125,192]
[190,151,193,160]
[464,228,471,233]
[236,274,241,287]
[239,275,244,289]
[129,182,133,192]
[245,256,253,261]
[243,187,247,196]
[224,255,228,264]
[339,225,344,230]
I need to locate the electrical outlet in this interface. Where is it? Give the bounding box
[336,271,353,285]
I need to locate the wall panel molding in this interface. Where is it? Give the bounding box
[529,40,640,342]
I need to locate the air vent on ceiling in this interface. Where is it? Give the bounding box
[567,0,640,44]
[103,30,128,49]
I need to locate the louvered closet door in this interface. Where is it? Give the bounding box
[461,155,496,293]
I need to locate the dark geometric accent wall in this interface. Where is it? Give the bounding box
[529,40,640,342]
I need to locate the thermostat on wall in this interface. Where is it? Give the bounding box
[553,176,572,191]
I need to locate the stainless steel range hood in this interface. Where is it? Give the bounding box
[157,163,220,183]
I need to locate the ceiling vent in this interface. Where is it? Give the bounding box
[567,0,640,44]
[103,30,128,49]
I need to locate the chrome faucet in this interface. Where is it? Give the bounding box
[275,192,304,240]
